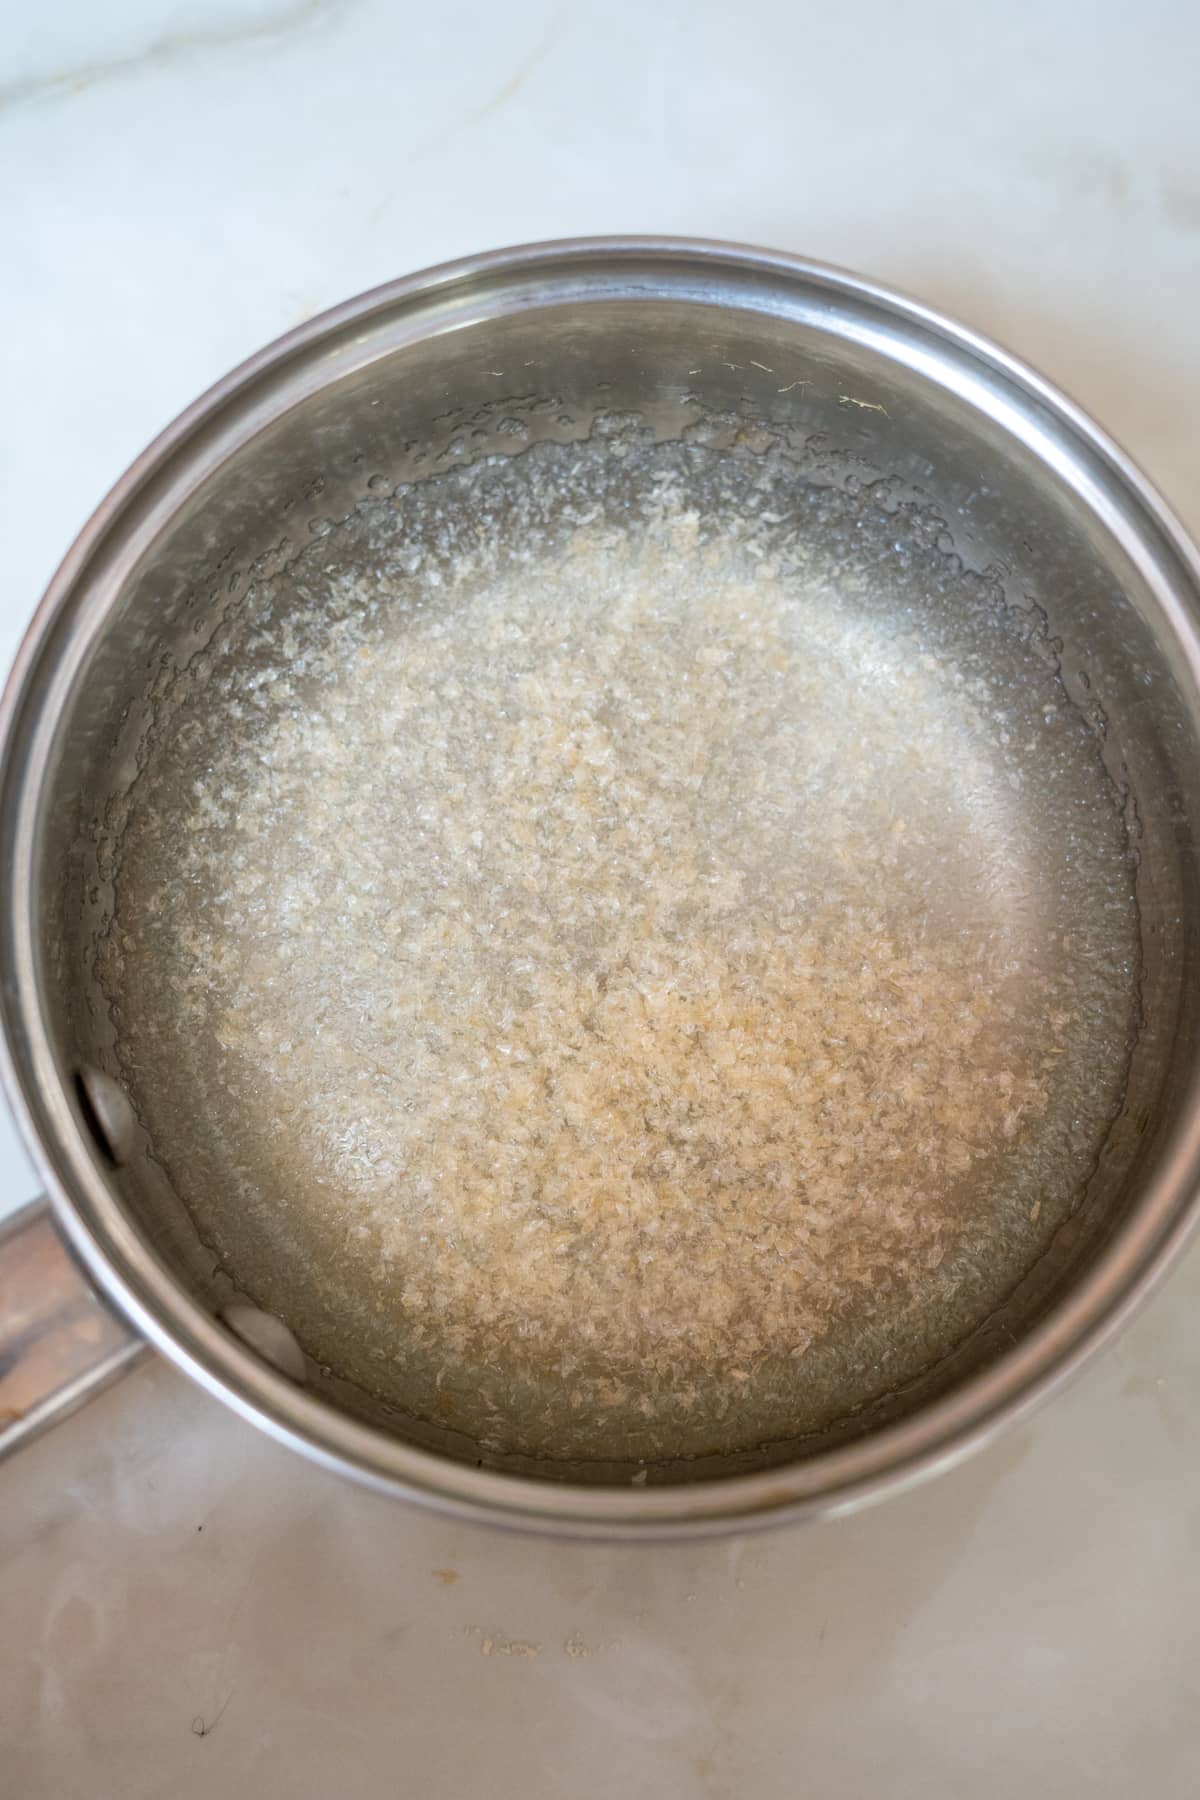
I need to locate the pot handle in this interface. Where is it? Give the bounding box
[0,1195,145,1459]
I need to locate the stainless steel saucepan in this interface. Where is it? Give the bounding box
[3,238,1200,1537]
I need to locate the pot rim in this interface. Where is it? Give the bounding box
[5,235,1200,1537]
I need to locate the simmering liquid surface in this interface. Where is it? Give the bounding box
[100,436,1140,1462]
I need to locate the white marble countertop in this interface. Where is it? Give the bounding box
[3,3,1200,1793]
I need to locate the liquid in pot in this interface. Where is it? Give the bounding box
[98,431,1140,1464]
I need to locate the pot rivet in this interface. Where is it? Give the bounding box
[220,1303,308,1384]
[76,1065,136,1166]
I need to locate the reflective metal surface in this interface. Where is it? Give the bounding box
[0,1196,144,1459]
[3,238,1200,1535]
